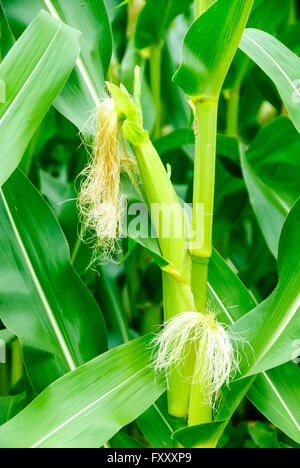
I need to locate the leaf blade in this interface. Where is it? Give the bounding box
[0,170,107,393]
[0,335,166,448]
[3,0,113,130]
[173,0,254,98]
[240,28,300,132]
[0,10,80,186]
[233,197,300,376]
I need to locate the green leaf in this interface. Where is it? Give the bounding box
[97,264,131,346]
[248,362,300,444]
[154,129,240,164]
[246,117,300,168]
[248,422,281,448]
[137,394,180,448]
[241,151,289,258]
[0,10,80,187]
[127,236,170,270]
[0,170,107,393]
[240,28,300,133]
[173,0,254,98]
[0,335,166,448]
[242,117,300,257]
[110,431,147,448]
[3,0,113,130]
[0,2,14,58]
[227,0,289,91]
[208,249,257,324]
[134,0,193,50]
[234,197,300,376]
[0,393,30,425]
[153,129,194,156]
[173,420,228,448]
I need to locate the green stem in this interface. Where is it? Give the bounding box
[188,99,218,426]
[195,0,214,18]
[70,236,82,265]
[10,338,23,388]
[190,99,218,313]
[188,347,212,427]
[191,258,209,313]
[288,0,297,24]
[226,83,240,137]
[133,140,195,416]
[127,0,145,39]
[150,43,162,140]
[226,57,249,138]
[163,273,196,417]
[134,141,190,282]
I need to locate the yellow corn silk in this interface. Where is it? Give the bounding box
[78,97,137,260]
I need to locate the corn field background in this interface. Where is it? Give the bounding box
[0,0,299,449]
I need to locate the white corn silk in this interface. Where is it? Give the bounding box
[152,312,240,404]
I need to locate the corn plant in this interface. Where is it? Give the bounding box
[0,0,299,449]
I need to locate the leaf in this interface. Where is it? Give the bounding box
[134,0,193,50]
[241,151,289,258]
[154,129,240,164]
[208,249,257,325]
[241,117,300,257]
[0,1,15,58]
[248,362,300,444]
[0,10,80,187]
[173,0,254,98]
[153,129,194,156]
[248,422,281,448]
[227,0,289,90]
[112,0,131,11]
[3,0,113,130]
[110,431,147,449]
[0,393,30,425]
[246,117,300,168]
[240,28,300,133]
[233,197,300,376]
[137,394,181,448]
[0,335,166,448]
[97,264,131,346]
[173,420,229,448]
[0,170,107,393]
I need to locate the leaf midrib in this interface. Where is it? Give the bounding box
[152,403,173,434]
[32,367,146,448]
[43,0,99,105]
[242,30,300,99]
[254,288,300,368]
[0,188,76,372]
[261,372,300,431]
